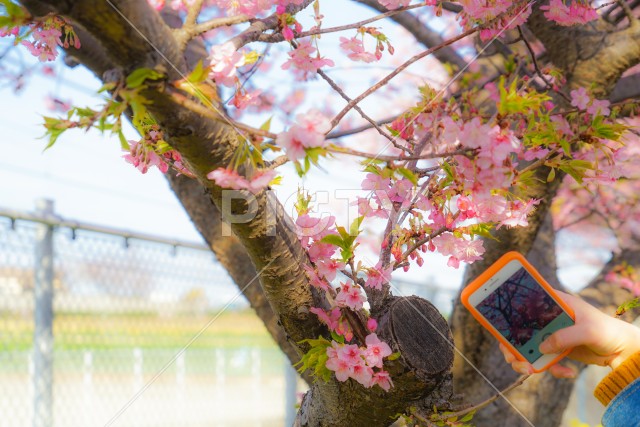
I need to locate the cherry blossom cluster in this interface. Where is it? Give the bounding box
[339,28,395,63]
[453,0,598,41]
[325,334,393,390]
[1,15,80,62]
[540,0,598,26]
[147,0,310,18]
[457,0,533,41]
[276,109,331,161]
[124,128,192,176]
[207,167,276,193]
[281,40,334,81]
[208,41,249,88]
[291,189,398,390]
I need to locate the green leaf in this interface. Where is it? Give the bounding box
[547,167,556,183]
[186,60,208,84]
[337,226,349,240]
[41,117,70,150]
[460,410,476,422]
[387,351,401,361]
[349,216,364,237]
[616,297,640,317]
[97,82,117,93]
[118,130,130,151]
[260,117,273,132]
[126,67,164,89]
[321,234,345,248]
[397,167,418,186]
[330,330,345,344]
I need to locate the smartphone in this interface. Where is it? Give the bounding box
[461,251,575,372]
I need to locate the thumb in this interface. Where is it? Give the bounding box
[539,324,582,354]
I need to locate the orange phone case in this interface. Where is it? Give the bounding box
[461,251,575,373]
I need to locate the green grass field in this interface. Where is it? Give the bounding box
[0,309,277,351]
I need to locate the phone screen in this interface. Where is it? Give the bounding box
[475,267,574,363]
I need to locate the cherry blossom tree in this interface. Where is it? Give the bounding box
[2,0,640,425]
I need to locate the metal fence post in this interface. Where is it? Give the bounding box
[33,199,55,427]
[284,360,297,427]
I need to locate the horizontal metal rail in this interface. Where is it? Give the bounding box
[0,205,209,251]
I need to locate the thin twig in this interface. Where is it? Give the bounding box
[326,145,475,162]
[330,28,477,128]
[326,115,397,140]
[394,222,453,270]
[265,155,289,169]
[256,3,430,43]
[186,15,253,41]
[317,69,410,152]
[517,26,571,103]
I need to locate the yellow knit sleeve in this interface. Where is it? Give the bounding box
[594,351,640,406]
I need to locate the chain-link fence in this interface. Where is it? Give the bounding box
[0,200,307,427]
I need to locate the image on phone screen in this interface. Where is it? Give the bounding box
[475,267,574,363]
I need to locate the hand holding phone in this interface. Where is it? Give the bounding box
[501,290,640,378]
[461,251,575,373]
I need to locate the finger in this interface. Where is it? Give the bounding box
[549,364,577,379]
[512,361,534,375]
[499,343,516,363]
[539,324,587,354]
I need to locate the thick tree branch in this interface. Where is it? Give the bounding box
[527,5,640,95]
[166,174,310,382]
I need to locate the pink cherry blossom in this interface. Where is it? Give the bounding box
[281,40,334,80]
[124,139,169,174]
[310,306,340,330]
[228,89,262,110]
[325,351,352,382]
[307,241,337,263]
[587,99,611,116]
[371,370,394,391]
[277,109,331,161]
[206,168,275,193]
[498,199,540,228]
[365,262,392,290]
[355,197,389,219]
[209,42,246,87]
[364,333,392,368]
[570,87,590,110]
[367,318,378,332]
[335,282,367,311]
[361,173,391,192]
[337,343,362,366]
[350,360,374,387]
[316,258,346,281]
[378,0,410,10]
[541,0,598,26]
[304,265,330,290]
[295,214,336,247]
[206,168,249,190]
